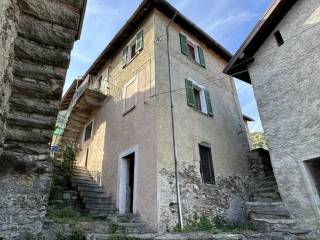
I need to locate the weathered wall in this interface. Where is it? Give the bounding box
[153,10,251,231]
[248,0,320,229]
[0,0,85,238]
[0,0,17,159]
[75,12,159,230]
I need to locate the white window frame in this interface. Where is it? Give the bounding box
[122,76,138,115]
[188,78,208,114]
[181,32,201,64]
[83,120,94,143]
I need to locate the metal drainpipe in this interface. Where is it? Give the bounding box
[166,13,184,229]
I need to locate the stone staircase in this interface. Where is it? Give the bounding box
[72,166,151,236]
[246,175,296,233]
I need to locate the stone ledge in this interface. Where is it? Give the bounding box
[18,0,80,30]
[14,36,70,68]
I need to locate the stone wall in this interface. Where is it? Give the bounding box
[159,167,250,231]
[0,0,85,238]
[248,0,320,230]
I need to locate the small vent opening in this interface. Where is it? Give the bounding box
[274,30,284,46]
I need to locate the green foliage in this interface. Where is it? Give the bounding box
[174,213,255,234]
[251,132,268,150]
[49,144,77,200]
[46,206,93,224]
[110,223,119,234]
[56,229,85,240]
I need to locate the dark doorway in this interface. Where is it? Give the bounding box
[305,158,320,197]
[85,148,89,169]
[124,153,135,213]
[199,145,215,184]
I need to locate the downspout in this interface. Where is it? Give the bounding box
[165,12,184,229]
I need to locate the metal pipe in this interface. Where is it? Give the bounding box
[165,13,184,229]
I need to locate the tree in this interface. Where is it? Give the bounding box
[251,132,268,150]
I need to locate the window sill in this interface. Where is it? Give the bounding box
[122,50,142,69]
[192,107,213,117]
[122,105,136,116]
[187,57,206,69]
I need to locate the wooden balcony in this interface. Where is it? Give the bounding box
[60,75,120,144]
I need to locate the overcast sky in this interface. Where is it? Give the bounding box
[66,0,272,132]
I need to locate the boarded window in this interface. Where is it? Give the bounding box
[123,77,138,114]
[199,145,215,184]
[84,122,93,142]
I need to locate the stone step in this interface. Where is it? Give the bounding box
[85,203,116,211]
[72,178,99,186]
[257,179,277,188]
[72,175,94,182]
[86,233,155,240]
[251,217,296,233]
[246,202,290,219]
[253,186,278,194]
[79,191,111,198]
[83,196,112,204]
[253,192,281,202]
[77,185,105,193]
[116,214,142,224]
[72,181,101,189]
[116,223,148,234]
[89,209,118,217]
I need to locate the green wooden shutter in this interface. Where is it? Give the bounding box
[204,89,213,116]
[136,29,143,51]
[198,46,206,67]
[185,79,195,107]
[122,46,128,67]
[179,33,188,56]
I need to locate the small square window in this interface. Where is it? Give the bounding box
[84,122,93,142]
[274,30,284,46]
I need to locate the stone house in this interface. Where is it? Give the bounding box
[61,0,251,231]
[0,0,86,239]
[224,0,320,231]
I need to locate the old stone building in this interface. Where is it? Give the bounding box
[60,0,251,231]
[224,0,320,232]
[0,0,86,238]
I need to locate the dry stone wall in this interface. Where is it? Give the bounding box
[0,0,85,238]
[159,166,250,231]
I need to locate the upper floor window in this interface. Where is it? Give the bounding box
[123,76,138,115]
[274,30,284,46]
[83,121,93,142]
[179,33,206,68]
[185,78,213,116]
[122,29,143,67]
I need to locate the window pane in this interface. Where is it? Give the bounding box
[124,78,137,112]
[188,44,196,61]
[84,122,93,141]
[131,44,136,60]
[193,88,201,111]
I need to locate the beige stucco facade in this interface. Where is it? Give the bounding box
[73,10,250,231]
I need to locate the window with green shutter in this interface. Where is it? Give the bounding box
[180,33,188,56]
[185,79,195,107]
[198,46,206,68]
[185,79,213,117]
[136,29,143,51]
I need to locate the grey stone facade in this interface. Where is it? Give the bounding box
[0,0,85,238]
[248,0,320,230]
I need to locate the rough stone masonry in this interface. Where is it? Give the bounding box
[0,0,86,239]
